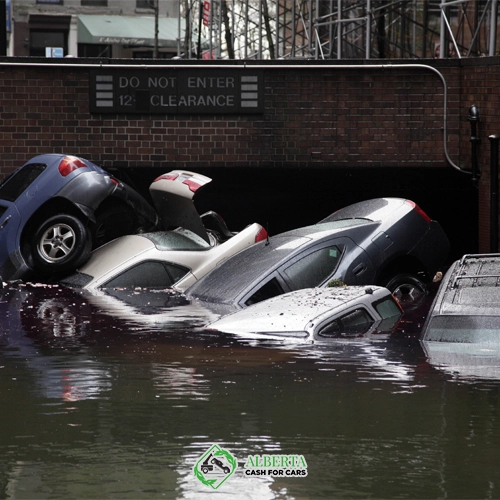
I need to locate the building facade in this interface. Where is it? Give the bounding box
[9,0,181,58]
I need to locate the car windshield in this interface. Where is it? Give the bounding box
[187,236,311,303]
[0,163,46,202]
[424,316,500,342]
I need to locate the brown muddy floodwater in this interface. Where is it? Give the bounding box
[1,283,500,499]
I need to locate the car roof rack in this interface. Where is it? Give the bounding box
[451,253,500,289]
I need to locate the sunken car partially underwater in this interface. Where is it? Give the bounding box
[421,253,500,343]
[206,285,403,341]
[0,154,158,281]
[186,197,450,315]
[60,170,267,291]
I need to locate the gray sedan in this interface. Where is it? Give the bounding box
[186,197,449,315]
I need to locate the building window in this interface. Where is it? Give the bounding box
[29,15,70,57]
[81,0,108,5]
[30,30,67,57]
[78,44,111,58]
[136,0,154,9]
[37,0,63,4]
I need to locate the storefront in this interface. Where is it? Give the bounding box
[77,14,183,59]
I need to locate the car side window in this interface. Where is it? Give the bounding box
[0,163,46,202]
[318,308,374,337]
[245,278,285,306]
[282,245,343,289]
[103,261,188,289]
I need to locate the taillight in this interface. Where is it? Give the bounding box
[58,156,88,177]
[255,227,268,242]
[405,200,431,224]
[182,179,203,192]
[153,173,178,182]
[152,173,202,192]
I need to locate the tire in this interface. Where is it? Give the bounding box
[385,274,427,304]
[31,214,91,275]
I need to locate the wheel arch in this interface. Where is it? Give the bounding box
[376,255,429,286]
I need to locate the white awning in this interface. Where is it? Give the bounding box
[78,15,182,48]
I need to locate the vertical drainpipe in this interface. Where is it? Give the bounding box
[489,135,500,253]
[468,105,480,186]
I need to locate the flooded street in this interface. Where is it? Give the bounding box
[1,284,500,499]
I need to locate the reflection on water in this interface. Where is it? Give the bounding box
[422,341,500,381]
[1,284,500,498]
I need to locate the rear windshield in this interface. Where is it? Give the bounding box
[374,296,402,319]
[142,228,210,250]
[0,163,46,202]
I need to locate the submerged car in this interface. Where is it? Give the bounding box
[421,253,500,343]
[61,223,267,291]
[61,170,268,291]
[0,154,158,281]
[186,197,449,315]
[206,285,403,341]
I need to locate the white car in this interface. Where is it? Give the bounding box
[61,170,267,291]
[205,285,403,341]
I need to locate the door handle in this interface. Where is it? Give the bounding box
[0,216,11,229]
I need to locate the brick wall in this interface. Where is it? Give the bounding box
[0,57,499,252]
[0,59,466,172]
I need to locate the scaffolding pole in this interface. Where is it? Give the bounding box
[188,0,499,60]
